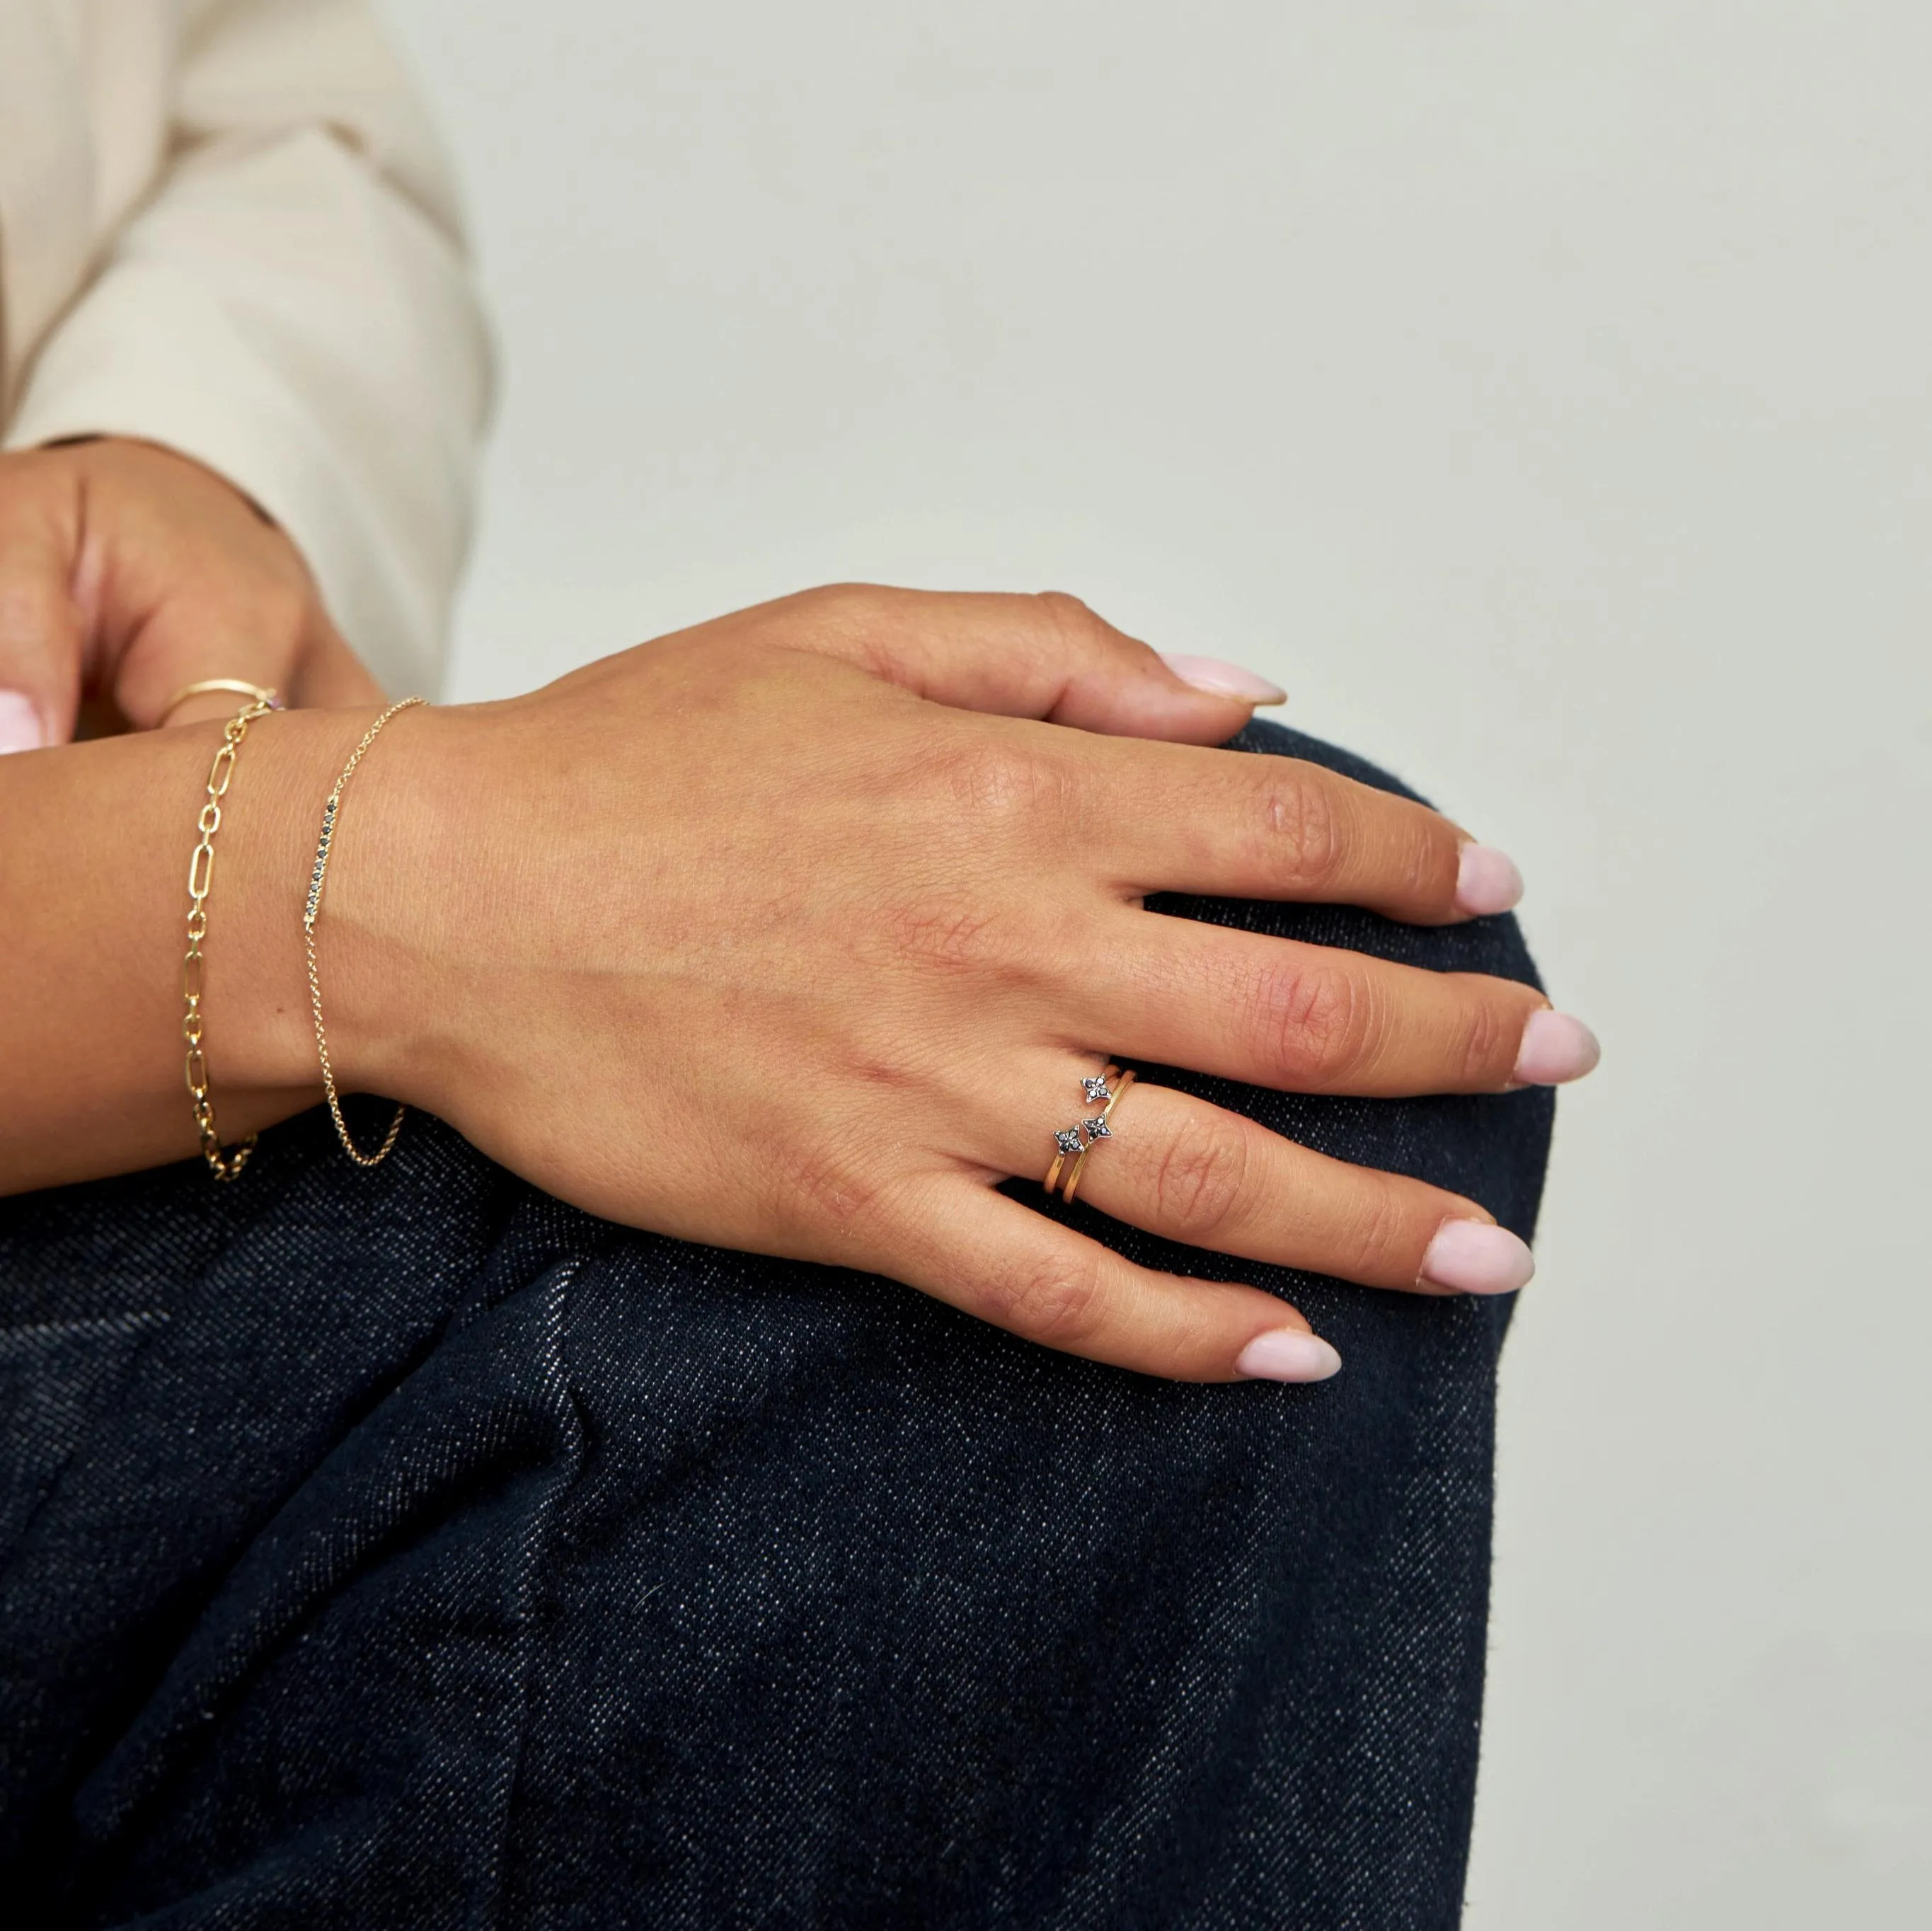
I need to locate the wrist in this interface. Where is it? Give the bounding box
[133,698,454,1153]
[2,702,447,1193]
[265,701,467,1120]
[216,707,381,1102]
[216,702,451,1119]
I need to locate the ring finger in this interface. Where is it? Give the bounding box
[1001,1066,1536,1297]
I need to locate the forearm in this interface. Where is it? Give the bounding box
[3,712,385,1194]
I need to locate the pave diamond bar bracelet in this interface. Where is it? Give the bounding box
[303,698,425,1167]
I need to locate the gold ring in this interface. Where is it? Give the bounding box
[1062,1069,1135,1205]
[159,679,282,726]
[1043,1066,1128,1197]
[1044,1064,1121,1191]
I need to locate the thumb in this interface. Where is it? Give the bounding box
[783,585,1286,745]
[0,492,86,752]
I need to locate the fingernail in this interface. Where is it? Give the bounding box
[1159,654,1287,705]
[1420,1218,1536,1295]
[1454,842,1524,916]
[0,690,45,754]
[1235,1328,1342,1382]
[1513,1009,1602,1085]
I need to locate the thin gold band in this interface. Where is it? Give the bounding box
[160,679,282,727]
[304,698,425,1167]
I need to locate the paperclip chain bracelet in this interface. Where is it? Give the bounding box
[180,689,281,1180]
[304,698,425,1167]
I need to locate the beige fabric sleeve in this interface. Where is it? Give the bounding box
[3,0,493,698]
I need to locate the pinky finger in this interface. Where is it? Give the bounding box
[879,1180,1343,1384]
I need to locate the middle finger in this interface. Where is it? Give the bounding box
[1075,734,1519,923]
[991,1071,1534,1298]
[1075,907,1595,1096]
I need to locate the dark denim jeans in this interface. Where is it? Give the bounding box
[0,723,1553,1930]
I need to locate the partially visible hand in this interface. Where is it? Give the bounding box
[0,438,383,751]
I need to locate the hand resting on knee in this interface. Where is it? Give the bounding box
[3,584,1598,1383]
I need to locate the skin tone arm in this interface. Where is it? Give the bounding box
[6,703,371,1179]
[1,580,1599,1387]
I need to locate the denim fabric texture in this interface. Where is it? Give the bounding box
[0,722,1555,1930]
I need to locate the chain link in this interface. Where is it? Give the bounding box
[304,698,425,1167]
[181,695,277,1180]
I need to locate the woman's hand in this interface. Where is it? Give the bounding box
[323,587,1597,1384]
[0,437,382,751]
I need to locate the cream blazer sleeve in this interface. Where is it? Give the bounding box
[0,0,493,698]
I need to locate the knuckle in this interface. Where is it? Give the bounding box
[1263,774,1345,889]
[930,737,1071,829]
[1398,812,1454,906]
[1454,989,1518,1087]
[1031,589,1135,667]
[992,1247,1110,1348]
[1150,1117,1251,1243]
[770,582,894,656]
[1031,589,1104,642]
[798,581,884,623]
[1258,964,1374,1087]
[1342,1184,1415,1285]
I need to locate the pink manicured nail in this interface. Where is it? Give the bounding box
[1513,1010,1602,1085]
[1159,655,1287,705]
[0,690,45,754]
[1235,1329,1342,1382]
[1419,1219,1536,1295]
[1454,843,1524,916]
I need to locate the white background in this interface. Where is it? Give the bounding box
[380,4,1932,1923]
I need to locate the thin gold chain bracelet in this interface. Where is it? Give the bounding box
[304,697,425,1167]
[181,690,281,1180]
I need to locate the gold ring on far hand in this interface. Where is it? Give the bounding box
[159,679,283,726]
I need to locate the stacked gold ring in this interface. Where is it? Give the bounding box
[1042,1064,1137,1203]
[159,679,282,727]
[1062,1069,1135,1204]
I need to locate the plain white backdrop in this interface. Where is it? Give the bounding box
[379,4,1932,1923]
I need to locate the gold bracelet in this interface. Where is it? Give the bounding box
[303,698,425,1167]
[181,691,280,1181]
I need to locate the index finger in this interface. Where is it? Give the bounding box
[1081,734,1523,924]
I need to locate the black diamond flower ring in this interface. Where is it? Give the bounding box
[1043,1064,1121,1192]
[1060,1070,1136,1206]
